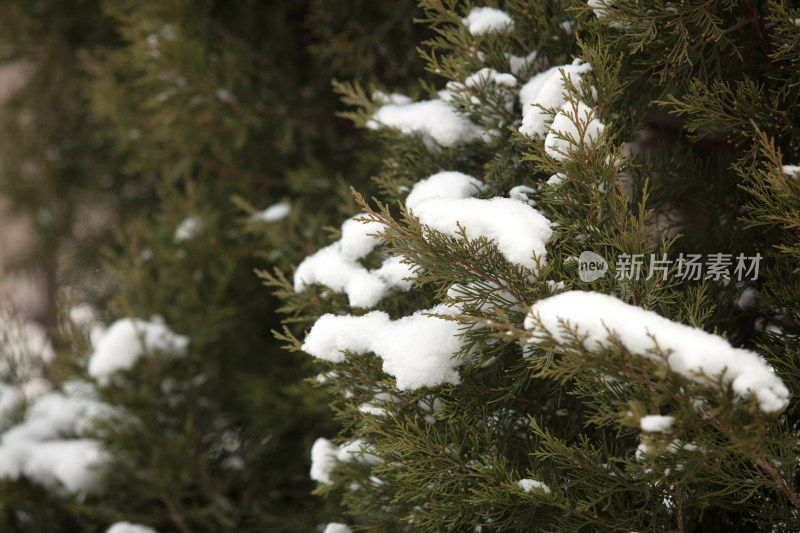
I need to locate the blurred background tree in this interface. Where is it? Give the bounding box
[0,0,429,531]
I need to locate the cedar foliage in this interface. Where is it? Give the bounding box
[271,1,800,531]
[0,0,426,532]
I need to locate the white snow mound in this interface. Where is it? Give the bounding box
[524,291,789,412]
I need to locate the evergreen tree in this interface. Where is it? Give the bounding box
[272,1,800,531]
[0,1,426,532]
[0,0,129,328]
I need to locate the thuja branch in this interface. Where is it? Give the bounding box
[696,410,800,510]
[352,188,529,307]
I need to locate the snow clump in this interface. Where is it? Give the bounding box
[106,523,158,533]
[293,213,415,308]
[302,304,465,390]
[0,382,108,497]
[507,51,538,75]
[524,291,789,412]
[88,317,189,385]
[368,95,485,148]
[462,7,515,35]
[173,216,203,243]
[405,171,485,210]
[464,68,517,88]
[516,478,551,494]
[518,59,593,138]
[412,197,552,272]
[544,101,605,161]
[640,415,675,433]
[250,201,291,222]
[587,0,625,29]
[295,171,486,308]
[323,524,352,533]
[310,437,381,485]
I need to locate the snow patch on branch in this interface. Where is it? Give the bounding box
[302,305,465,390]
[518,59,593,138]
[411,197,552,272]
[587,0,624,29]
[544,101,605,161]
[405,171,485,210]
[368,96,485,148]
[464,68,518,88]
[507,51,538,75]
[524,291,789,413]
[516,478,551,494]
[293,213,416,308]
[640,415,675,432]
[250,201,291,222]
[782,165,800,178]
[462,7,515,35]
[323,524,352,533]
[88,318,189,385]
[296,171,486,308]
[106,523,158,533]
[0,382,109,497]
[174,216,203,243]
[310,437,381,485]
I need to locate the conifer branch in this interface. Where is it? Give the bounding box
[696,410,800,510]
[152,466,194,533]
[744,0,771,55]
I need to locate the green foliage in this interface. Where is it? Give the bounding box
[0,0,426,531]
[274,1,800,531]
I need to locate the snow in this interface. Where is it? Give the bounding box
[302,304,465,390]
[173,216,203,243]
[310,438,380,485]
[587,0,624,28]
[368,97,485,148]
[411,197,552,272]
[323,524,352,533]
[293,213,416,308]
[251,201,291,222]
[88,317,190,385]
[782,165,800,178]
[640,415,675,432]
[524,291,789,412]
[516,478,551,494]
[518,59,593,138]
[462,7,515,35]
[544,101,605,161]
[106,523,158,533]
[372,91,412,106]
[546,173,566,186]
[405,171,485,210]
[310,437,339,484]
[69,303,106,349]
[637,439,701,461]
[508,185,537,205]
[338,439,381,465]
[465,68,517,88]
[359,402,388,416]
[296,170,494,307]
[507,51,538,75]
[0,386,108,497]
